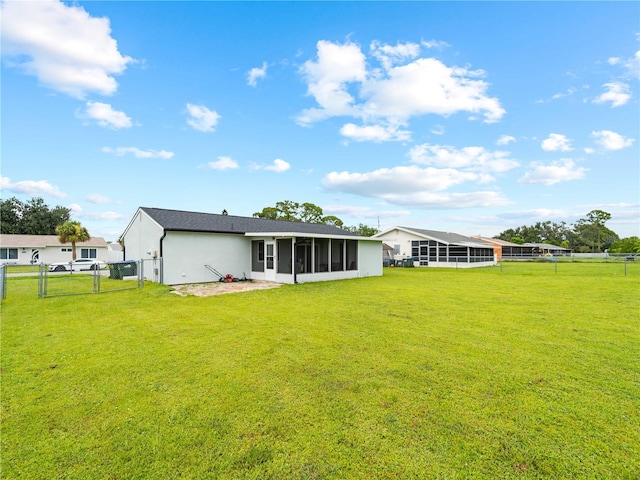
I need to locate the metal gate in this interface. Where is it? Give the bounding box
[38,261,144,298]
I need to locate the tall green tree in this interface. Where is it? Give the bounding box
[0,197,23,234]
[575,210,616,253]
[253,200,344,226]
[0,197,71,234]
[55,221,90,260]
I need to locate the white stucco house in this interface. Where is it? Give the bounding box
[120,207,383,285]
[373,226,496,268]
[0,234,109,265]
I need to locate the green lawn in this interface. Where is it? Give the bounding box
[2,264,639,479]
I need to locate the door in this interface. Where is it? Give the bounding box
[265,242,276,281]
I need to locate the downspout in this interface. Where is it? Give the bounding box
[293,237,298,284]
[159,229,167,284]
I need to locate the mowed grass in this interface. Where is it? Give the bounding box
[2,263,638,479]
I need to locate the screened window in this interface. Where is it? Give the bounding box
[314,238,330,272]
[81,248,97,259]
[346,240,358,270]
[295,238,312,274]
[251,240,265,272]
[277,239,292,274]
[331,239,344,271]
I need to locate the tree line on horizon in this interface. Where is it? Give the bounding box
[494,209,640,254]
[2,197,638,254]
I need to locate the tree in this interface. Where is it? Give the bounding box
[575,210,616,252]
[609,237,640,254]
[55,221,90,261]
[496,221,572,245]
[344,223,379,237]
[0,197,22,234]
[253,200,344,226]
[0,197,71,234]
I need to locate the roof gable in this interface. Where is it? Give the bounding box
[139,207,359,237]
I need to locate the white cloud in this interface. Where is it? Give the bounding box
[264,158,291,172]
[68,203,83,213]
[340,123,411,142]
[421,39,451,49]
[324,165,489,196]
[591,130,635,150]
[296,39,505,137]
[497,135,516,146]
[408,144,519,173]
[0,176,66,198]
[102,147,174,159]
[186,103,221,132]
[360,57,505,123]
[322,165,510,208]
[370,40,421,70]
[207,156,239,170]
[518,159,587,185]
[86,194,112,204]
[79,101,132,129]
[551,87,576,100]
[541,133,573,152]
[430,125,445,136]
[297,40,367,125]
[322,204,410,219]
[593,82,631,107]
[247,62,267,87]
[0,0,134,98]
[610,50,640,79]
[624,50,640,79]
[77,210,124,221]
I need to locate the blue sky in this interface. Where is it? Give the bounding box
[2,1,638,242]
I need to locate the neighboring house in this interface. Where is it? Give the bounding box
[0,234,109,265]
[474,238,571,259]
[526,243,572,257]
[120,207,383,285]
[373,226,496,268]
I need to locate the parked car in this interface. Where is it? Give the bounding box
[49,259,107,272]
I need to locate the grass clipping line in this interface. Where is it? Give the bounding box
[170,280,282,296]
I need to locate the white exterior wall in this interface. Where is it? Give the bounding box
[121,209,164,282]
[358,240,383,277]
[375,229,416,258]
[162,231,250,285]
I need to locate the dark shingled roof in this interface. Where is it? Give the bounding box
[140,207,357,237]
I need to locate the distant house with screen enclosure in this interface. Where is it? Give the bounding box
[474,237,572,260]
[373,227,496,268]
[120,207,383,285]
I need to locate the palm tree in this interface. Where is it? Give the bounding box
[55,221,90,260]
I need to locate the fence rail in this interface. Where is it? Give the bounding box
[39,261,144,298]
[0,265,6,302]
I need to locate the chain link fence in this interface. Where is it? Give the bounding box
[38,261,144,298]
